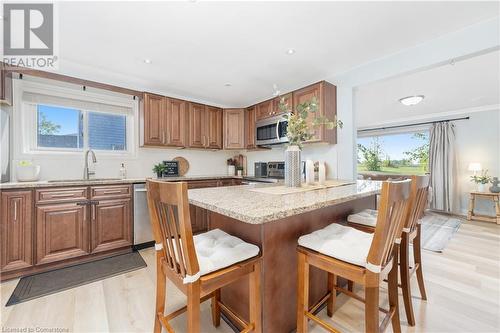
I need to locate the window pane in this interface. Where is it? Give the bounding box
[88,112,127,151]
[37,105,83,149]
[357,132,429,175]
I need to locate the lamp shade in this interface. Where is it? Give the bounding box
[468,163,482,172]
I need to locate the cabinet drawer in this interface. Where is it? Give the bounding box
[36,187,88,204]
[91,185,132,199]
[187,180,220,189]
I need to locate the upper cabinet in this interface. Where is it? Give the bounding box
[245,106,257,149]
[293,81,337,144]
[0,67,13,105]
[142,93,166,146]
[206,106,223,149]
[255,99,274,121]
[140,80,337,149]
[166,98,187,147]
[188,102,207,148]
[223,109,245,149]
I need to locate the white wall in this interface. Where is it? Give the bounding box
[455,109,500,215]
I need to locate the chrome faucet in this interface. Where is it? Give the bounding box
[83,149,97,180]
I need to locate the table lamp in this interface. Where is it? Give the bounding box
[468,163,482,175]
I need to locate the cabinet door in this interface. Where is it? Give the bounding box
[273,92,293,116]
[166,98,187,147]
[1,190,33,272]
[293,83,322,142]
[90,198,132,254]
[143,93,167,146]
[36,203,88,265]
[0,66,13,105]
[206,106,222,149]
[188,102,206,148]
[189,204,208,234]
[255,99,274,121]
[223,109,245,149]
[245,107,256,149]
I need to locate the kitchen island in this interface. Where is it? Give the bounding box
[188,180,382,333]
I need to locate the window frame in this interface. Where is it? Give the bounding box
[356,128,431,176]
[15,79,138,159]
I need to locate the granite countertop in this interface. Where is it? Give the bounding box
[0,175,240,189]
[188,179,382,224]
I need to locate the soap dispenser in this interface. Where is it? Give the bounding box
[119,163,127,179]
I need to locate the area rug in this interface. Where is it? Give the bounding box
[6,251,147,306]
[420,213,462,253]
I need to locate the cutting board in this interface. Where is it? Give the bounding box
[173,157,189,176]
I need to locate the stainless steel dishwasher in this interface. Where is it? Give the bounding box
[133,183,154,248]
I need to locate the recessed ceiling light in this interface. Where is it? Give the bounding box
[399,95,424,106]
[224,83,232,87]
[143,59,152,64]
[286,48,296,55]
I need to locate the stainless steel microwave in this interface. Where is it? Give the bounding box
[255,114,289,146]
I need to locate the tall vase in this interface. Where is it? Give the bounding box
[285,145,301,187]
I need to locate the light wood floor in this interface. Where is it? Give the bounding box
[1,218,499,333]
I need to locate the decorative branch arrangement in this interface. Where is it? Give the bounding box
[278,96,343,148]
[470,169,492,184]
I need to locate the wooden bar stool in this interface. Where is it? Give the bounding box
[296,180,412,333]
[347,175,430,326]
[147,180,262,333]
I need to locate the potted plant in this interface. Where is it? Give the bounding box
[153,162,166,178]
[470,169,491,192]
[227,158,237,176]
[279,96,342,187]
[236,166,244,177]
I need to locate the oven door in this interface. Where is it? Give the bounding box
[255,114,289,146]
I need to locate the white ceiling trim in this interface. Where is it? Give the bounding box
[356,104,500,131]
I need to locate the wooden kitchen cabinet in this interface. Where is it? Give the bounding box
[188,102,206,148]
[91,198,132,254]
[293,81,337,144]
[35,202,89,265]
[206,106,223,149]
[255,99,274,121]
[166,97,187,147]
[190,205,208,234]
[0,66,13,105]
[273,92,293,115]
[1,190,33,273]
[245,106,257,149]
[223,108,245,149]
[143,93,167,146]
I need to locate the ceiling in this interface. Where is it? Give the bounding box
[50,1,500,106]
[354,49,500,128]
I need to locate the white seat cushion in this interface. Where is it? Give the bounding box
[193,229,260,276]
[347,209,378,227]
[298,223,373,267]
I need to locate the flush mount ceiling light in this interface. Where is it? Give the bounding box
[399,95,424,106]
[286,48,296,55]
[143,59,152,64]
[224,83,232,87]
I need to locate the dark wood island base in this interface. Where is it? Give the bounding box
[207,195,377,333]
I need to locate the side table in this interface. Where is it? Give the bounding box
[467,192,500,225]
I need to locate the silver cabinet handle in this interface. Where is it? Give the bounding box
[13,201,17,221]
[162,132,166,144]
[51,193,76,198]
[276,120,280,140]
[92,205,96,220]
[102,190,122,194]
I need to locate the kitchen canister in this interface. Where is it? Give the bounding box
[305,159,315,185]
[318,162,326,185]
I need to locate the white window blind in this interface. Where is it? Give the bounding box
[22,91,132,115]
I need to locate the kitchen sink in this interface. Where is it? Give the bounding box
[47,178,122,183]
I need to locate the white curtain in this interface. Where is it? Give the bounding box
[429,122,458,212]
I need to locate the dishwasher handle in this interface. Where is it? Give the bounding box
[134,188,148,192]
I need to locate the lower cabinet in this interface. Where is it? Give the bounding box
[35,202,89,265]
[190,205,208,234]
[91,198,132,254]
[34,185,132,266]
[0,190,33,273]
